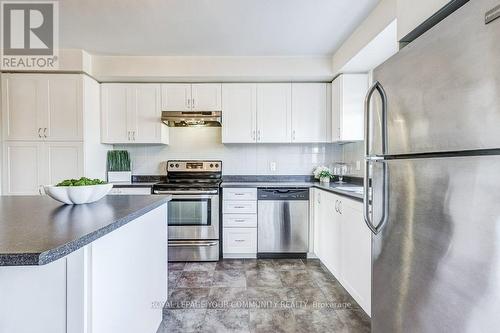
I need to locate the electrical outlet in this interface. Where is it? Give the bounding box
[270,161,277,172]
[356,161,361,171]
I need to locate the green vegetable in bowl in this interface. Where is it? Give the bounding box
[56,177,106,187]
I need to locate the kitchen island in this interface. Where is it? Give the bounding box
[0,195,170,333]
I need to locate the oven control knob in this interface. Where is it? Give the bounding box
[169,163,174,168]
[210,163,214,168]
[215,163,219,168]
[175,163,179,168]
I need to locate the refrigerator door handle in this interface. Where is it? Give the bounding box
[364,81,388,157]
[363,159,389,235]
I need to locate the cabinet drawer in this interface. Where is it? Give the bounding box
[224,188,257,201]
[223,214,257,228]
[223,201,257,214]
[223,228,257,254]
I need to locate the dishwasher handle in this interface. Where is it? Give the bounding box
[257,188,309,200]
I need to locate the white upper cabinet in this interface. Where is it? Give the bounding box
[291,83,330,143]
[46,75,83,141]
[101,84,168,144]
[161,83,221,111]
[129,84,166,144]
[222,84,257,143]
[161,84,191,111]
[191,84,222,111]
[331,74,368,142]
[1,74,83,141]
[101,84,129,143]
[256,83,292,143]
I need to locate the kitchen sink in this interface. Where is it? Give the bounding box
[335,186,364,194]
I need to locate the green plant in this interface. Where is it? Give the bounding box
[107,150,131,172]
[56,177,106,186]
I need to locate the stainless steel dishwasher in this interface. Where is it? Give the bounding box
[257,188,309,258]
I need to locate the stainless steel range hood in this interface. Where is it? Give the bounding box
[161,111,222,127]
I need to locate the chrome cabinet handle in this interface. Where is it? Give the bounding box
[363,159,389,235]
[43,128,47,138]
[127,131,130,141]
[335,200,338,212]
[192,98,195,108]
[252,130,256,141]
[257,130,261,142]
[292,130,296,141]
[187,98,191,108]
[364,81,388,157]
[132,131,135,141]
[338,201,342,215]
[234,219,246,222]
[38,128,42,138]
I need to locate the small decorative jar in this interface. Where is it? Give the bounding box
[320,176,330,184]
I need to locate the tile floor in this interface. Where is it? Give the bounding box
[157,259,370,333]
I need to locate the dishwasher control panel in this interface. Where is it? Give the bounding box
[257,188,309,200]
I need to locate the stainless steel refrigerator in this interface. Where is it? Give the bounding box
[363,0,500,332]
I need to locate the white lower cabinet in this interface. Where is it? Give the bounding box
[313,188,371,315]
[2,141,83,195]
[223,228,257,255]
[223,188,257,258]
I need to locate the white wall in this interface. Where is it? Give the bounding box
[115,128,342,176]
[397,0,450,40]
[332,0,397,74]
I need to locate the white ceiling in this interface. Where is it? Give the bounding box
[59,0,379,56]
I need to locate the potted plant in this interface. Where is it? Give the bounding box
[107,150,132,183]
[313,166,333,184]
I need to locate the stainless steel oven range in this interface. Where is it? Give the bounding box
[152,160,221,262]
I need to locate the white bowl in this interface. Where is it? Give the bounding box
[44,184,113,205]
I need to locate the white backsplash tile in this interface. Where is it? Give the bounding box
[114,128,343,175]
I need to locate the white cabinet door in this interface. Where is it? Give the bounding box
[2,142,44,195]
[223,228,257,254]
[161,84,191,111]
[1,74,45,141]
[221,84,257,143]
[291,83,329,143]
[192,83,222,111]
[46,75,83,141]
[101,84,130,143]
[256,83,292,143]
[129,84,167,144]
[331,74,368,142]
[320,192,342,279]
[340,198,371,315]
[45,142,84,186]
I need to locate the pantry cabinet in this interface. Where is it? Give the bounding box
[101,84,168,144]
[331,74,368,142]
[2,141,83,195]
[161,83,221,111]
[1,74,83,141]
[1,74,110,196]
[313,188,371,315]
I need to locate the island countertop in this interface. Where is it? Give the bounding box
[0,195,171,266]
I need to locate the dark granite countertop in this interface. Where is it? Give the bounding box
[221,181,363,202]
[0,195,171,266]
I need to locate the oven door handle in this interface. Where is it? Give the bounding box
[169,241,218,247]
[154,190,218,195]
